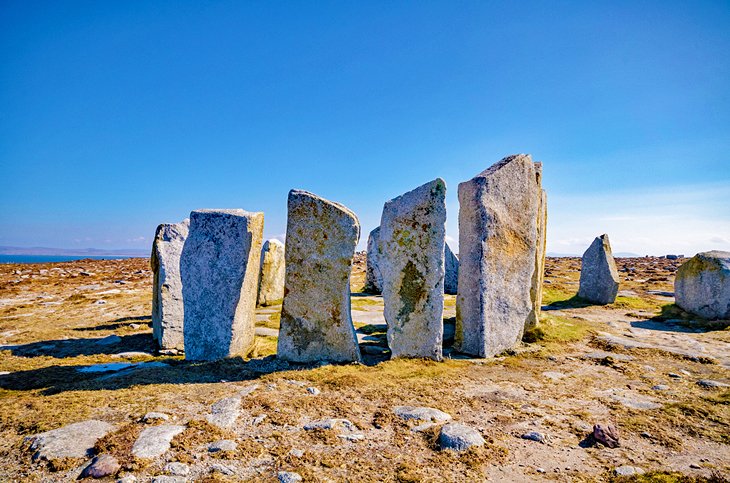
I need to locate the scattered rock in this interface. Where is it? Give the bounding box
[96,335,122,346]
[131,424,185,458]
[163,462,191,476]
[278,471,303,483]
[289,448,304,458]
[380,178,446,360]
[675,251,730,319]
[338,433,365,442]
[304,418,356,431]
[438,423,486,451]
[206,396,241,429]
[542,371,565,381]
[652,385,670,391]
[393,406,452,423]
[521,431,547,443]
[614,466,645,476]
[456,154,540,357]
[668,373,682,379]
[116,474,137,483]
[583,351,633,362]
[152,477,186,483]
[697,379,730,389]
[181,209,264,360]
[112,351,153,359]
[26,420,114,461]
[306,386,321,395]
[143,412,170,422]
[578,234,619,304]
[277,190,361,363]
[593,423,620,448]
[210,463,235,476]
[252,415,267,426]
[209,440,237,452]
[80,454,120,479]
[257,239,286,306]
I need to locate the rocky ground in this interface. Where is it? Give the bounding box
[0,255,728,482]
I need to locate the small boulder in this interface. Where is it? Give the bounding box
[593,423,620,448]
[209,440,238,453]
[675,251,730,320]
[26,420,114,461]
[438,423,485,451]
[80,454,120,479]
[697,379,730,389]
[278,471,303,483]
[163,462,191,476]
[393,406,451,423]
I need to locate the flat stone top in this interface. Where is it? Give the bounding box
[472,153,532,179]
[288,189,358,220]
[191,208,264,218]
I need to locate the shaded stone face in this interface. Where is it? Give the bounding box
[578,234,619,305]
[675,250,730,320]
[277,190,361,363]
[380,179,446,360]
[527,161,548,330]
[181,209,264,361]
[151,219,189,350]
[444,243,459,296]
[257,239,285,306]
[456,154,540,357]
[365,227,383,294]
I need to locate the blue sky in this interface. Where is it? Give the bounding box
[1,1,728,255]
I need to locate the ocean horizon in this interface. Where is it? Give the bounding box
[0,254,145,264]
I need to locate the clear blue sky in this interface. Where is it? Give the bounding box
[1,1,728,256]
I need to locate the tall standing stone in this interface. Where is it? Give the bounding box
[277,190,361,363]
[444,243,459,296]
[380,179,446,360]
[151,219,189,350]
[578,234,619,304]
[365,227,383,294]
[181,209,264,361]
[527,162,548,329]
[257,239,285,306]
[456,154,539,357]
[675,251,730,320]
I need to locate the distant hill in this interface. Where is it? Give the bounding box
[0,246,149,257]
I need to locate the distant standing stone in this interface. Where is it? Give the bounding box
[444,243,459,295]
[181,209,264,361]
[365,227,383,294]
[151,219,189,350]
[438,423,486,451]
[456,154,540,357]
[277,190,361,363]
[257,239,286,306]
[578,234,619,305]
[675,251,730,320]
[380,179,446,360]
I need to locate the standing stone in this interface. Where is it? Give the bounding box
[527,162,548,329]
[444,243,459,295]
[675,251,730,320]
[365,227,383,294]
[380,179,446,360]
[181,209,264,361]
[456,154,539,357]
[257,239,286,306]
[578,234,619,304]
[151,219,189,350]
[277,190,361,363]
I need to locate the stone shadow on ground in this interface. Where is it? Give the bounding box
[1,333,154,359]
[644,304,730,332]
[543,295,592,311]
[73,317,152,332]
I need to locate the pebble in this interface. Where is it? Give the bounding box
[143,412,170,422]
[690,463,702,469]
[668,373,682,379]
[278,471,303,483]
[304,418,356,431]
[209,439,238,452]
[116,475,137,483]
[163,462,190,476]
[652,385,670,391]
[210,463,235,476]
[614,466,645,476]
[521,431,547,444]
[338,433,365,442]
[306,386,321,395]
[252,414,267,426]
[289,448,305,458]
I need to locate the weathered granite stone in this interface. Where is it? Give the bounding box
[444,243,459,295]
[380,179,446,360]
[578,234,619,304]
[151,219,189,350]
[277,190,361,363]
[257,239,285,306]
[181,209,264,361]
[80,454,121,479]
[131,424,185,459]
[393,406,452,422]
[438,423,485,451]
[675,251,730,320]
[527,162,548,329]
[456,154,540,357]
[365,227,383,294]
[26,420,114,461]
